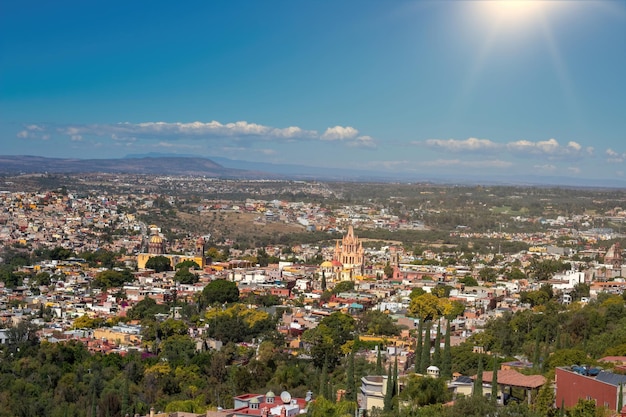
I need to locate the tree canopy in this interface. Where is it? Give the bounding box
[200,279,239,306]
[145,255,173,272]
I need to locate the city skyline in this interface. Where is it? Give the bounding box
[1,1,625,183]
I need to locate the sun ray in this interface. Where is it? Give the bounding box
[537,12,582,125]
[449,0,583,125]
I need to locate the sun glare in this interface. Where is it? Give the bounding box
[479,0,560,27]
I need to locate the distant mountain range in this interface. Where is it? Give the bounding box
[1,154,625,188]
[0,155,261,178]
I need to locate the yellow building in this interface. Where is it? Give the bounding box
[136,233,206,270]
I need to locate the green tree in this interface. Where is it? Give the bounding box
[400,374,449,408]
[384,262,394,279]
[473,355,483,398]
[432,321,442,368]
[507,266,526,281]
[332,281,355,294]
[534,374,556,417]
[174,267,199,285]
[491,356,499,404]
[161,334,197,367]
[345,346,356,402]
[569,399,596,417]
[200,279,239,306]
[307,397,356,417]
[384,365,393,411]
[319,357,329,399]
[446,395,495,417]
[420,321,431,374]
[91,269,133,289]
[358,310,400,336]
[127,296,169,320]
[145,255,173,272]
[175,260,200,270]
[376,348,384,375]
[546,349,589,370]
[441,320,452,379]
[459,275,479,287]
[478,267,498,283]
[415,319,423,373]
[410,287,427,299]
[303,312,355,369]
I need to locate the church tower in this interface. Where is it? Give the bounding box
[605,242,622,269]
[332,225,365,279]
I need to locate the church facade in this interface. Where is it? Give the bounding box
[137,226,207,270]
[320,225,365,281]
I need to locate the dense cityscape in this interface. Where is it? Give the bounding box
[2,1,625,416]
[2,174,626,416]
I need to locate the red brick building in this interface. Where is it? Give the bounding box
[555,367,626,412]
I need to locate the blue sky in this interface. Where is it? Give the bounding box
[1,1,625,182]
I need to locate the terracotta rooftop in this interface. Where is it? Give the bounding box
[475,369,546,389]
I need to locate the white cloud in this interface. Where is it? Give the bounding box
[20,120,376,149]
[423,137,500,152]
[16,124,46,140]
[419,136,593,162]
[507,138,589,158]
[321,126,359,141]
[568,167,581,174]
[606,148,625,163]
[46,120,313,142]
[533,164,557,171]
[421,159,512,168]
[348,135,376,148]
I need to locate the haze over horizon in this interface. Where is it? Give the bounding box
[1,1,625,184]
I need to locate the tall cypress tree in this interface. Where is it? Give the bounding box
[321,272,327,291]
[376,347,383,375]
[383,365,393,411]
[420,321,431,373]
[533,332,541,371]
[618,384,624,413]
[491,356,499,404]
[441,320,452,379]
[320,356,329,399]
[432,321,442,368]
[473,355,483,398]
[121,375,129,417]
[327,382,335,404]
[393,355,398,398]
[91,387,97,417]
[415,320,423,373]
[346,347,356,402]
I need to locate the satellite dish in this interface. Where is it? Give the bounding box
[280,391,292,404]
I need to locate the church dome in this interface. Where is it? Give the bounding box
[320,261,333,268]
[266,391,275,398]
[150,235,163,244]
